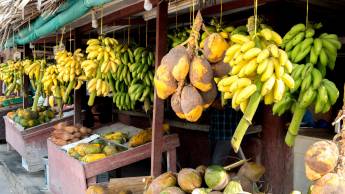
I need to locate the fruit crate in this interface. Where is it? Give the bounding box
[0,104,22,140]
[4,110,75,172]
[48,133,179,194]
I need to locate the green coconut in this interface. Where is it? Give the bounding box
[223,181,243,194]
[177,168,202,193]
[191,188,212,194]
[160,187,185,194]
[205,165,230,191]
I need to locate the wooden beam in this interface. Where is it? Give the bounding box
[23,44,31,108]
[151,0,168,177]
[73,27,84,125]
[261,106,293,194]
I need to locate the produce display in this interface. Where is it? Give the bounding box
[128,128,152,148]
[50,123,92,146]
[144,162,265,194]
[217,17,295,152]
[101,131,128,144]
[0,60,24,96]
[154,12,220,122]
[68,141,119,163]
[7,107,55,129]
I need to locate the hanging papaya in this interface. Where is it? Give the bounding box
[203,33,229,63]
[154,55,177,99]
[189,56,214,92]
[181,85,204,122]
[171,92,186,119]
[200,81,217,108]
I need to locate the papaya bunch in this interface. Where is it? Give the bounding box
[82,36,120,106]
[217,18,295,152]
[282,23,341,74]
[0,60,24,96]
[154,11,219,122]
[272,63,339,146]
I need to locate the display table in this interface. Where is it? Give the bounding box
[0,104,22,140]
[4,111,74,172]
[48,134,180,194]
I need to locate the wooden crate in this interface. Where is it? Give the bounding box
[4,111,74,172]
[0,104,22,140]
[48,134,180,194]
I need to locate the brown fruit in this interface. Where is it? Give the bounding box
[177,168,202,193]
[171,92,185,119]
[212,59,231,77]
[169,46,190,81]
[189,56,213,92]
[180,85,204,122]
[160,186,185,194]
[305,141,339,181]
[145,172,177,194]
[86,185,107,194]
[237,162,265,182]
[200,81,217,108]
[53,122,67,131]
[195,165,207,177]
[63,126,79,133]
[203,33,229,63]
[311,173,345,194]
[154,58,177,99]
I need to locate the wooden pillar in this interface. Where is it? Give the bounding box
[151,0,168,177]
[261,105,293,194]
[23,44,32,108]
[74,27,84,125]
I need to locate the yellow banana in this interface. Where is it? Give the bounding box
[273,79,285,102]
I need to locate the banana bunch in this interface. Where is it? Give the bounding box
[0,60,24,96]
[282,23,341,71]
[128,80,154,103]
[168,27,191,48]
[41,65,59,95]
[128,47,154,85]
[23,59,42,80]
[111,44,134,86]
[82,36,120,106]
[272,63,339,146]
[219,30,293,112]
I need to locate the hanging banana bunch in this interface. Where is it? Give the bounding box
[82,36,119,106]
[55,48,86,104]
[217,16,295,152]
[0,60,24,96]
[282,23,341,74]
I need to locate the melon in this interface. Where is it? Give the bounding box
[205,165,230,191]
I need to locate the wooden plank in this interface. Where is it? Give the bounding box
[261,106,293,194]
[84,134,179,178]
[151,0,168,177]
[23,44,31,108]
[74,27,84,125]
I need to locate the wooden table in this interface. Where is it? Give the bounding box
[4,111,74,172]
[0,104,22,140]
[48,134,180,194]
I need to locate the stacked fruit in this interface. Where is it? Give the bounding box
[217,26,295,152]
[272,63,339,146]
[0,60,24,96]
[282,23,341,74]
[82,37,119,106]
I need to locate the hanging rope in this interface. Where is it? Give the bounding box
[146,21,148,48]
[44,40,46,61]
[100,7,104,36]
[128,17,131,45]
[138,24,141,46]
[69,25,72,51]
[254,0,258,36]
[220,0,223,25]
[175,0,178,30]
[306,0,309,26]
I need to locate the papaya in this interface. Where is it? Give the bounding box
[128,129,152,147]
[145,172,177,194]
[310,173,345,194]
[200,81,217,108]
[180,85,204,122]
[171,92,185,119]
[177,168,202,193]
[102,145,118,156]
[74,143,102,156]
[80,153,106,163]
[154,57,177,99]
[169,46,190,81]
[203,33,229,63]
[189,56,213,92]
[212,59,231,78]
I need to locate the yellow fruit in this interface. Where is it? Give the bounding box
[240,41,255,52]
[236,84,257,104]
[261,75,276,96]
[231,34,250,44]
[243,48,262,60]
[273,79,285,102]
[278,49,288,66]
[269,44,279,58]
[256,49,270,63]
[260,59,274,82]
[264,91,274,105]
[282,73,295,89]
[260,28,272,40]
[271,30,283,45]
[257,58,269,74]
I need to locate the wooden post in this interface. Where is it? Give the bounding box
[74,27,84,125]
[23,44,32,108]
[261,105,293,193]
[151,0,168,177]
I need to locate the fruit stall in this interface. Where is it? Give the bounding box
[0,0,344,194]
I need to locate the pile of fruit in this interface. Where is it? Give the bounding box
[0,60,24,96]
[7,107,55,129]
[128,129,152,147]
[216,17,295,152]
[50,122,92,146]
[271,23,341,146]
[144,162,265,194]
[101,131,128,144]
[154,12,220,122]
[68,141,119,163]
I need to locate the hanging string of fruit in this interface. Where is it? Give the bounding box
[155,10,220,122]
[0,60,24,96]
[217,8,295,151]
[272,0,341,146]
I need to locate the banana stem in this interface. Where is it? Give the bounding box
[55,85,63,118]
[285,103,306,147]
[88,67,102,106]
[32,63,45,111]
[231,91,262,153]
[63,80,76,103]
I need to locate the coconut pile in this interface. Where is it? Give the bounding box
[154,11,229,122]
[304,88,345,194]
[144,162,265,194]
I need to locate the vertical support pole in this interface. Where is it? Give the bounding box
[151,0,168,177]
[74,28,83,125]
[23,44,32,108]
[262,106,293,193]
